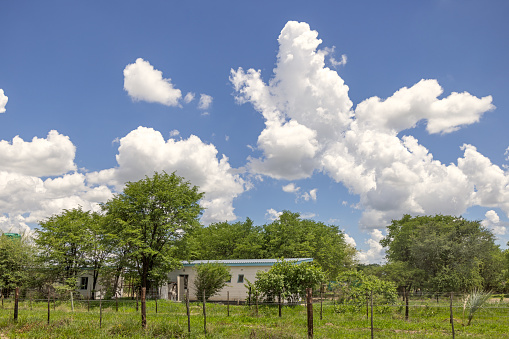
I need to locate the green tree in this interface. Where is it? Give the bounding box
[0,232,36,293]
[334,270,397,312]
[103,171,203,291]
[255,260,325,302]
[262,211,356,278]
[381,215,502,292]
[193,262,231,301]
[36,208,96,288]
[188,218,264,260]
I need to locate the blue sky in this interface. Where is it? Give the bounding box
[1,1,508,263]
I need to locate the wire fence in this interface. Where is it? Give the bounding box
[2,288,509,337]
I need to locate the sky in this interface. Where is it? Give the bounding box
[1,0,508,263]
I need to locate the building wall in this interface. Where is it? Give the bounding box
[166,265,271,302]
[76,272,123,299]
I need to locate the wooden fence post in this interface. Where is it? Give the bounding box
[87,292,90,312]
[99,292,103,329]
[47,286,51,325]
[450,292,455,339]
[227,291,230,317]
[141,287,147,328]
[203,289,207,335]
[278,293,282,318]
[13,287,19,321]
[370,290,374,339]
[404,286,409,321]
[186,288,191,333]
[306,288,313,339]
[320,284,323,321]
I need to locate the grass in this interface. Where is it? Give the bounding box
[1,297,509,338]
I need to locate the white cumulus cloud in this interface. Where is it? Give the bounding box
[0,89,8,113]
[123,58,182,106]
[357,229,385,264]
[198,94,213,110]
[0,130,76,177]
[481,210,507,235]
[233,20,501,229]
[265,208,283,221]
[86,126,247,224]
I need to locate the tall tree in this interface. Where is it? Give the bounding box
[36,208,95,287]
[188,218,264,260]
[381,215,502,292]
[103,171,203,291]
[263,211,357,279]
[0,232,36,293]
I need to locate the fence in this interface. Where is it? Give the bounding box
[1,288,508,338]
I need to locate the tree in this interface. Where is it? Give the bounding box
[334,270,397,312]
[36,208,96,289]
[188,218,265,260]
[103,171,203,291]
[381,215,502,292]
[255,260,325,302]
[193,262,230,301]
[262,211,357,278]
[0,232,36,294]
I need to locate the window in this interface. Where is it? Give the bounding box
[237,274,244,283]
[80,277,88,290]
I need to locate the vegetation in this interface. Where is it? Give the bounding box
[0,232,35,293]
[193,262,230,301]
[254,260,325,302]
[380,214,504,292]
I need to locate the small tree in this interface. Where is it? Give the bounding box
[0,232,36,294]
[255,260,325,303]
[194,262,230,301]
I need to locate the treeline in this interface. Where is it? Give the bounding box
[0,172,355,300]
[2,171,509,304]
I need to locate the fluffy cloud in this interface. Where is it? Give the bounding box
[481,210,507,235]
[184,92,195,104]
[233,20,501,228]
[265,208,282,221]
[357,229,386,264]
[0,89,7,113]
[282,183,317,201]
[87,126,247,224]
[0,130,76,177]
[123,58,182,106]
[198,94,213,110]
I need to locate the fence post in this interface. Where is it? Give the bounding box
[320,284,323,321]
[141,287,147,328]
[13,287,19,321]
[100,292,103,329]
[404,286,409,321]
[366,292,369,320]
[278,293,282,317]
[203,289,207,335]
[370,290,374,339]
[450,292,455,338]
[306,288,313,339]
[116,292,119,312]
[87,292,90,312]
[186,288,191,333]
[248,286,252,306]
[136,290,139,312]
[1,292,3,308]
[227,291,230,317]
[47,286,51,325]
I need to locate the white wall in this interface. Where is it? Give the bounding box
[166,265,270,302]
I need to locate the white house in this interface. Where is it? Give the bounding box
[162,258,313,302]
[76,271,123,299]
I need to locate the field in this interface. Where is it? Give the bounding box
[1,296,509,338]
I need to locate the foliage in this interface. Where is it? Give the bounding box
[263,211,357,279]
[36,208,98,286]
[381,214,503,292]
[0,232,36,292]
[334,270,398,313]
[463,289,492,325]
[103,171,203,289]
[188,218,264,260]
[255,259,325,302]
[187,211,357,279]
[193,262,231,301]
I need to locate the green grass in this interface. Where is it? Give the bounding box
[1,297,509,338]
